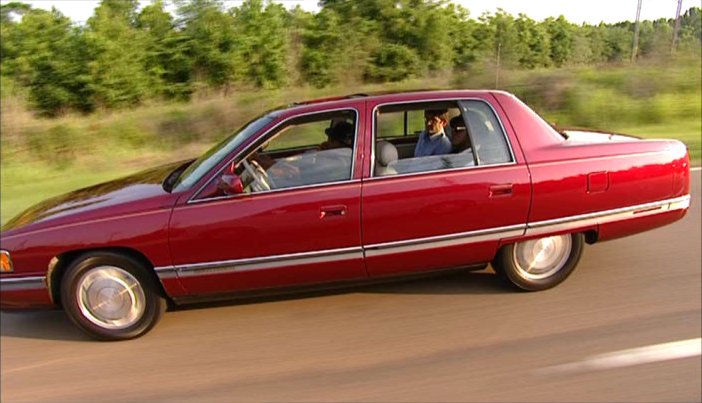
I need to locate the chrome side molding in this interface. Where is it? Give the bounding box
[156,247,364,278]
[525,195,690,237]
[0,276,48,292]
[364,224,526,257]
[154,195,690,280]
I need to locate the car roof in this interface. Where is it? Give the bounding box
[273,89,504,117]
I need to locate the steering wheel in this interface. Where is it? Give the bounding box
[242,160,271,192]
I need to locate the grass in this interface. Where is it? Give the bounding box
[615,119,702,162]
[0,143,212,225]
[1,163,135,225]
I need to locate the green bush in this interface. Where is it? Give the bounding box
[365,44,422,82]
[4,61,701,171]
[26,124,76,168]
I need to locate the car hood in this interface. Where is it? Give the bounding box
[2,161,185,233]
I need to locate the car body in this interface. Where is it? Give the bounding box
[0,90,691,340]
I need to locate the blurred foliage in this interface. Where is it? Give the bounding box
[1,0,700,114]
[470,58,702,130]
[2,60,699,170]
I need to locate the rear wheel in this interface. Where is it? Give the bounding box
[493,233,584,291]
[60,252,166,341]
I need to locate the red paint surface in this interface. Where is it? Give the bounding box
[170,182,366,294]
[0,287,54,310]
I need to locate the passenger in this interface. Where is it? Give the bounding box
[446,115,476,168]
[414,109,452,157]
[449,116,472,153]
[320,120,354,150]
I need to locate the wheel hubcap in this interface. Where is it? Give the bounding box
[76,266,145,330]
[513,235,572,280]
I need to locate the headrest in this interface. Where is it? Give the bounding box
[376,141,398,167]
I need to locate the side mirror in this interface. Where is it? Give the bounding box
[218,173,244,195]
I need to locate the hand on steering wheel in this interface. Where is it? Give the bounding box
[242,159,271,192]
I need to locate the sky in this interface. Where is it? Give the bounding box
[2,0,697,25]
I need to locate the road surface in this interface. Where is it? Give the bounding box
[2,171,700,402]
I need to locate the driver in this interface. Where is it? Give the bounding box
[244,119,355,192]
[320,121,354,150]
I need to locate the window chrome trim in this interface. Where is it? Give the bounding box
[189,107,361,204]
[363,162,518,183]
[370,97,517,178]
[187,179,362,205]
[157,195,689,279]
[0,276,47,292]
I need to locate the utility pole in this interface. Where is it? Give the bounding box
[672,0,683,53]
[631,0,643,62]
[495,42,501,89]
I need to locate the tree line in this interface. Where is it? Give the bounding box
[1,0,700,116]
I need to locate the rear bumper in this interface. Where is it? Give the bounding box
[0,276,55,310]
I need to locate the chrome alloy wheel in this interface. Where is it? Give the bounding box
[76,266,146,330]
[512,235,573,281]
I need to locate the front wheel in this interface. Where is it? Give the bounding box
[60,252,166,341]
[493,233,584,291]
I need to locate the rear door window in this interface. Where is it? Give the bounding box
[372,99,513,178]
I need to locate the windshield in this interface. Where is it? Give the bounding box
[172,114,276,192]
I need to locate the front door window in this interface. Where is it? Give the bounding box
[238,110,357,193]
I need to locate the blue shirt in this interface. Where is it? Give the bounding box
[414,130,452,157]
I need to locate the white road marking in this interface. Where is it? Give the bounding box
[535,338,701,375]
[691,166,701,172]
[1,358,68,376]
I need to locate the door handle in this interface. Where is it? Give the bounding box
[489,184,513,197]
[320,205,347,219]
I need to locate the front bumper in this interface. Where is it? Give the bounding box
[0,276,55,310]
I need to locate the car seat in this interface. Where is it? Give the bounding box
[375,141,398,176]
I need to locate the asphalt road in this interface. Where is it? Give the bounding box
[2,171,700,402]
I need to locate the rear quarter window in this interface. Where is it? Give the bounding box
[458,100,513,165]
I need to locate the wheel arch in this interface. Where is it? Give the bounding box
[48,247,170,307]
[493,231,587,291]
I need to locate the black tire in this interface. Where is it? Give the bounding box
[493,233,584,291]
[60,252,166,341]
